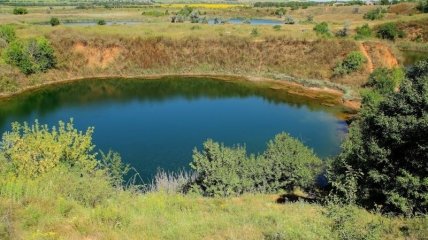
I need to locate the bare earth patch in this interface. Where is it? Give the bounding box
[73,42,122,69]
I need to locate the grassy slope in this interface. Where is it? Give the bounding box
[1,191,427,240]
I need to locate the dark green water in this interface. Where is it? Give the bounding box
[0,77,348,181]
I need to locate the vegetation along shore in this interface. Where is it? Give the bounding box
[0,0,427,239]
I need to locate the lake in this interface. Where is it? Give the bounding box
[0,77,348,181]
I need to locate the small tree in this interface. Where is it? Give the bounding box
[333,51,366,75]
[376,22,404,41]
[97,19,106,25]
[50,17,60,26]
[313,22,331,37]
[363,8,385,20]
[367,67,405,95]
[13,7,28,15]
[354,24,372,40]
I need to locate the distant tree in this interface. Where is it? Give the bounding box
[50,17,60,26]
[376,22,405,41]
[363,8,386,20]
[354,24,372,40]
[97,19,106,25]
[333,51,366,75]
[284,15,295,24]
[313,22,331,37]
[13,7,28,15]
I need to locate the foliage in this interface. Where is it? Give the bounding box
[284,15,295,24]
[328,59,428,214]
[190,133,322,197]
[0,120,97,177]
[274,7,286,17]
[366,67,405,95]
[313,22,331,37]
[333,51,366,76]
[417,0,428,13]
[363,8,386,20]
[3,37,56,75]
[376,22,404,41]
[335,23,350,38]
[13,7,28,15]
[0,25,16,44]
[97,19,106,25]
[50,17,60,26]
[251,28,259,37]
[354,24,372,40]
[177,5,194,17]
[273,25,282,31]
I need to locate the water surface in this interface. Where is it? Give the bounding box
[0,77,348,181]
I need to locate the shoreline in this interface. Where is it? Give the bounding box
[0,73,361,111]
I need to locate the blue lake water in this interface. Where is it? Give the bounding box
[0,77,348,181]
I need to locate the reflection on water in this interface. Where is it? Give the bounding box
[0,77,348,181]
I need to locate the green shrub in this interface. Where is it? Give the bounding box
[284,16,295,24]
[3,37,56,75]
[367,67,405,95]
[251,28,259,37]
[0,120,97,177]
[260,133,322,192]
[335,23,350,38]
[328,59,428,214]
[354,24,372,40]
[97,19,106,25]
[416,0,428,12]
[333,51,366,75]
[50,17,60,26]
[177,5,194,17]
[363,8,385,20]
[313,22,331,37]
[273,25,281,31]
[0,25,16,44]
[190,133,322,197]
[13,7,28,15]
[376,22,404,41]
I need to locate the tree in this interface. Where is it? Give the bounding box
[366,67,405,95]
[190,133,322,197]
[50,17,60,26]
[354,24,372,40]
[376,22,404,41]
[13,7,28,15]
[363,8,385,20]
[328,59,428,214]
[313,22,331,37]
[333,51,366,76]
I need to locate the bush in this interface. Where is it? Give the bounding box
[354,24,372,40]
[0,120,97,177]
[251,28,259,37]
[417,0,428,13]
[376,22,404,41]
[284,16,295,24]
[273,25,281,31]
[3,37,56,75]
[97,19,106,25]
[328,59,428,214]
[50,17,60,26]
[190,133,322,197]
[313,22,331,37]
[335,23,350,38]
[363,8,385,20]
[333,51,366,75]
[13,7,28,15]
[0,25,16,44]
[366,67,405,95]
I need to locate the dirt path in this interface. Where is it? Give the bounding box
[359,42,374,73]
